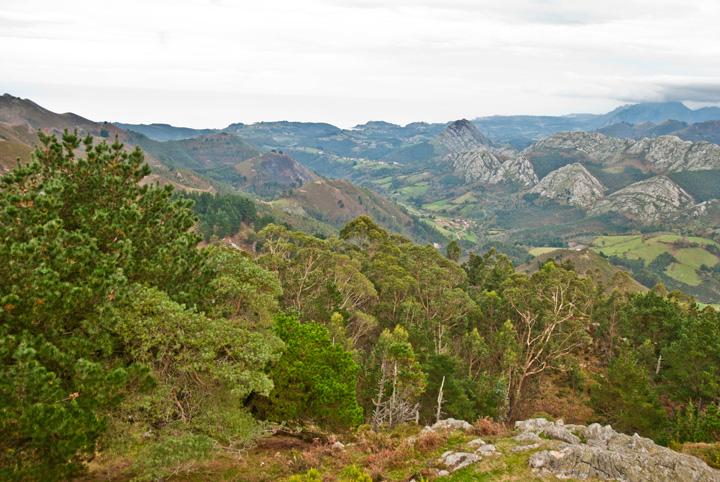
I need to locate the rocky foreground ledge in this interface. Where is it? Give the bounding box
[425,417,720,481]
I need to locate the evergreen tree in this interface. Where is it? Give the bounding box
[0,133,260,479]
[591,348,668,441]
[446,239,461,262]
[252,314,363,429]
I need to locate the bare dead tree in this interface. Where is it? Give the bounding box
[435,375,445,423]
[507,282,591,420]
[372,359,420,429]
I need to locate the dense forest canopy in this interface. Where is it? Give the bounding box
[2,133,720,479]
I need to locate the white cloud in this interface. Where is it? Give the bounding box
[1,0,719,127]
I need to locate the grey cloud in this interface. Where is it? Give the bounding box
[556,75,720,106]
[651,83,720,103]
[614,81,720,104]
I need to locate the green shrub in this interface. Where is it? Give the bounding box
[672,403,720,443]
[288,468,323,482]
[590,348,668,442]
[113,285,282,426]
[190,397,266,449]
[252,314,364,429]
[340,464,373,481]
[131,433,215,481]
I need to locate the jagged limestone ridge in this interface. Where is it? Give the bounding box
[528,131,720,172]
[498,155,539,187]
[591,175,695,223]
[529,162,606,209]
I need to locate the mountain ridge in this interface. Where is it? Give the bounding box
[592,175,695,223]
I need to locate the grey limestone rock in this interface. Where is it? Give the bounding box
[438,450,481,472]
[591,175,694,223]
[524,421,720,481]
[529,163,606,209]
[428,418,474,433]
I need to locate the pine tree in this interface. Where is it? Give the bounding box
[0,132,211,479]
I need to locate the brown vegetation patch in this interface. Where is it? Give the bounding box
[680,442,720,469]
[255,435,313,451]
[473,417,510,437]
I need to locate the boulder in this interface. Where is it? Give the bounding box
[429,418,474,433]
[515,418,553,432]
[438,451,481,472]
[475,444,498,456]
[514,432,542,444]
[466,438,486,449]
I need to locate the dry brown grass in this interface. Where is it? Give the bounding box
[365,442,414,476]
[679,442,720,469]
[413,430,448,452]
[473,417,510,437]
[356,428,397,454]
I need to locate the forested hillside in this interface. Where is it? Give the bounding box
[2,134,720,480]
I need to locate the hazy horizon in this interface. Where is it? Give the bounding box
[3,0,720,128]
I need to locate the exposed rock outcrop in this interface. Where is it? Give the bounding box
[234,151,319,197]
[434,429,498,473]
[497,155,539,187]
[436,119,540,186]
[474,443,498,456]
[438,119,493,152]
[425,418,474,433]
[466,438,487,449]
[446,148,539,186]
[592,176,695,223]
[429,418,719,480]
[628,135,720,172]
[447,147,504,183]
[529,132,630,164]
[529,163,606,209]
[437,451,480,472]
[526,131,720,172]
[517,419,720,481]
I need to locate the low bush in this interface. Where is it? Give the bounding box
[131,433,215,481]
[473,417,509,437]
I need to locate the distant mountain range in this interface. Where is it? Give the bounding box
[598,119,720,145]
[475,102,720,147]
[0,94,443,243]
[113,100,720,151]
[3,92,720,301]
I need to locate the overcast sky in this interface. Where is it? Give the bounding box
[2,0,720,127]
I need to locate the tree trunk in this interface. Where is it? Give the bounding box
[507,374,525,421]
[436,375,445,423]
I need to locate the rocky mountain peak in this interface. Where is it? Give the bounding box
[498,155,539,187]
[438,119,493,152]
[445,149,538,187]
[529,163,606,209]
[591,175,695,223]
